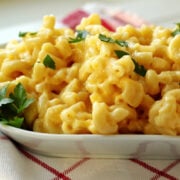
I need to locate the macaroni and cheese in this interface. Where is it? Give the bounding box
[0,14,180,135]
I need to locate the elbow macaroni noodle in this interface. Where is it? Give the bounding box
[0,14,180,135]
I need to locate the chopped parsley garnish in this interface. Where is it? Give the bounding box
[69,30,88,43]
[131,58,147,77]
[171,23,180,36]
[98,34,114,43]
[43,54,56,69]
[0,83,34,128]
[98,34,128,47]
[19,31,37,37]
[114,50,129,58]
[115,50,147,77]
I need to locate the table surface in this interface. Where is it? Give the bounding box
[0,1,180,180]
[0,0,180,28]
[0,0,180,44]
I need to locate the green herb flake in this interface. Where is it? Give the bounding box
[9,83,34,114]
[43,54,56,69]
[19,31,37,37]
[0,83,34,128]
[1,117,24,128]
[132,58,147,77]
[0,98,14,107]
[98,34,114,43]
[18,32,27,37]
[115,40,128,47]
[171,23,180,36]
[99,34,128,47]
[69,30,88,43]
[115,50,147,77]
[114,50,129,58]
[0,85,14,106]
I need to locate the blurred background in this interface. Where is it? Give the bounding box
[0,0,180,44]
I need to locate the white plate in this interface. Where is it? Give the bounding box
[0,123,179,159]
[0,44,179,160]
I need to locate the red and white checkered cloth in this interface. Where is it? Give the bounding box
[0,4,179,180]
[0,132,180,180]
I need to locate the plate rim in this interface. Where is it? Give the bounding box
[0,123,180,159]
[0,123,179,140]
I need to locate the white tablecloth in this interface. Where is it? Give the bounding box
[0,132,180,180]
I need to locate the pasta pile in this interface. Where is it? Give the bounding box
[0,14,180,135]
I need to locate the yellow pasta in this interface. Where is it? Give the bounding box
[0,14,180,135]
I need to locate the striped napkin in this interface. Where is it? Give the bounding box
[61,3,148,31]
